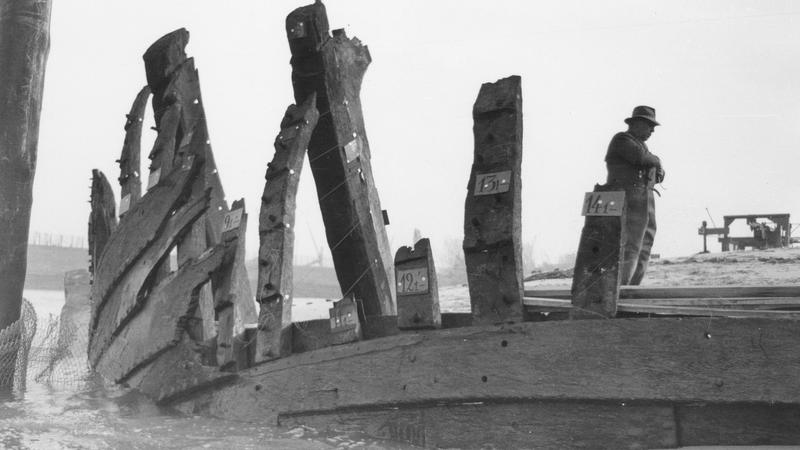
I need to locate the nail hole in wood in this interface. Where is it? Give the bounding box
[501,340,508,347]
[481,376,488,383]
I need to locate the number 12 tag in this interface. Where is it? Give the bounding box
[396,267,430,296]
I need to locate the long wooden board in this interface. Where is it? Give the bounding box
[524,297,800,318]
[172,317,800,431]
[525,284,800,300]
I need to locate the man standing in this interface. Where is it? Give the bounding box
[605,106,664,285]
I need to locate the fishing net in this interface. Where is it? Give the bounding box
[0,282,92,393]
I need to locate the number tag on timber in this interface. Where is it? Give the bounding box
[344,136,361,163]
[582,191,625,216]
[222,208,243,232]
[474,171,511,196]
[119,194,131,215]
[147,168,161,190]
[396,268,430,296]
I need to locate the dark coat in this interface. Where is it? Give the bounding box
[605,132,662,188]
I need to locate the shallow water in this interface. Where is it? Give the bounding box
[1,291,415,449]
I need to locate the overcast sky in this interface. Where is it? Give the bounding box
[32,0,800,269]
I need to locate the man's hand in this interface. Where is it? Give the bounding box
[656,167,665,184]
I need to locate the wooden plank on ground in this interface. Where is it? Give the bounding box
[523,297,800,318]
[286,3,395,317]
[525,284,800,300]
[256,95,319,362]
[462,75,524,325]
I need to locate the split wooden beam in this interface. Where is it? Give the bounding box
[117,85,151,216]
[0,0,52,333]
[88,170,118,277]
[463,76,524,325]
[286,3,395,317]
[570,188,626,319]
[256,95,319,362]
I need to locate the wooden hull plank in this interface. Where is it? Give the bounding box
[90,155,203,327]
[257,94,319,362]
[88,164,206,366]
[171,317,800,426]
[95,240,233,382]
[463,76,524,325]
[286,3,395,317]
[126,338,237,404]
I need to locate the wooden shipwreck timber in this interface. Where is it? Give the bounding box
[84,3,800,448]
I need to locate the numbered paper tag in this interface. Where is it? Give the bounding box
[222,208,243,233]
[396,267,430,296]
[119,194,131,215]
[147,168,161,190]
[474,171,511,196]
[582,191,625,216]
[344,137,361,163]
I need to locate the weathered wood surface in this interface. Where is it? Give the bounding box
[525,296,800,318]
[570,186,626,319]
[257,95,319,362]
[286,3,395,317]
[280,400,677,449]
[395,238,441,329]
[88,170,118,276]
[0,0,51,334]
[525,284,800,300]
[94,239,234,383]
[117,85,151,215]
[172,317,800,434]
[212,199,253,370]
[280,399,800,448]
[88,157,205,365]
[126,337,236,404]
[88,189,209,366]
[463,75,524,325]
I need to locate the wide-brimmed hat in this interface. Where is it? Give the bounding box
[624,105,660,126]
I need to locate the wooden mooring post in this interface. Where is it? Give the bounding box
[463,76,524,325]
[286,2,395,318]
[570,187,626,319]
[256,95,319,362]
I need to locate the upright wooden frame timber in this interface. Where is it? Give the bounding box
[463,75,524,325]
[570,187,626,319]
[286,3,395,318]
